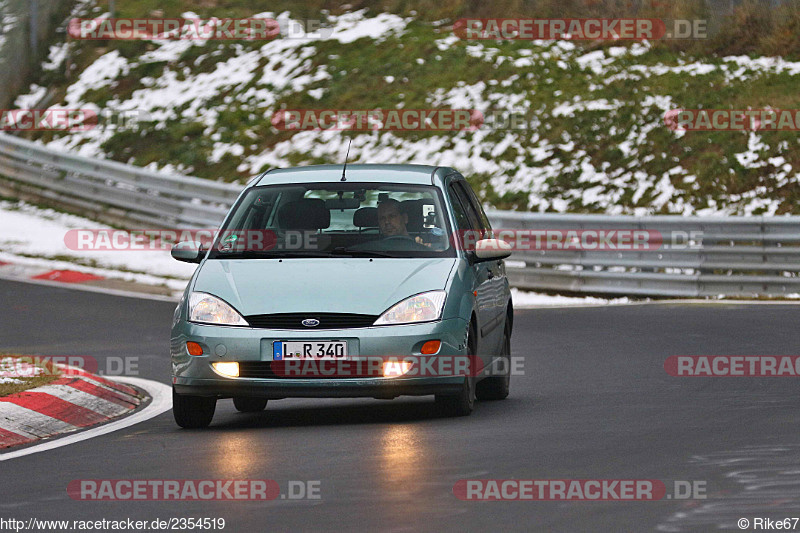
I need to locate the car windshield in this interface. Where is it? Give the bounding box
[207,182,455,259]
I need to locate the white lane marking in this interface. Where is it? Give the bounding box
[26,384,132,418]
[0,403,78,437]
[0,377,172,462]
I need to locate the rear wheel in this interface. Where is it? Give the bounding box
[435,322,477,416]
[476,317,511,401]
[173,388,216,428]
[233,397,268,413]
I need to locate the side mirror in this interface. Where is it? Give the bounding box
[472,238,513,262]
[171,241,205,264]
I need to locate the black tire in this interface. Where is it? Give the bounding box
[172,388,216,428]
[436,376,475,416]
[435,322,476,416]
[476,317,511,401]
[233,397,268,413]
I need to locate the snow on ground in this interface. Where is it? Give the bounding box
[5,8,799,231]
[510,288,631,308]
[0,357,45,385]
[327,11,408,43]
[42,42,69,72]
[0,200,197,289]
[40,10,409,158]
[13,84,46,109]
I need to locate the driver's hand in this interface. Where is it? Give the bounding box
[415,236,432,248]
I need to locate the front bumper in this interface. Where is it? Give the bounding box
[171,317,469,399]
[173,376,464,399]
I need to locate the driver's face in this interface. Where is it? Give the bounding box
[378,204,408,236]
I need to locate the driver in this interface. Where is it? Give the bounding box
[376,198,434,248]
[377,199,409,237]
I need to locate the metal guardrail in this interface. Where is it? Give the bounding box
[0,133,240,228]
[488,211,800,298]
[0,133,798,298]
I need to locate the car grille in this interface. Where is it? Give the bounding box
[237,361,379,379]
[244,312,379,329]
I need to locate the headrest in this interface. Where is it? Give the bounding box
[277,198,330,230]
[353,207,378,227]
[400,199,425,232]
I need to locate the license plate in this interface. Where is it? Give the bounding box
[273,341,348,360]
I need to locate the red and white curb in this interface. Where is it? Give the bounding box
[0,365,141,450]
[0,260,104,284]
[0,376,171,462]
[0,259,179,301]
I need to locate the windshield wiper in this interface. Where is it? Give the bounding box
[331,247,396,258]
[212,250,340,259]
[212,248,399,259]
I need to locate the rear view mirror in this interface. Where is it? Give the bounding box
[325,197,361,210]
[171,241,205,264]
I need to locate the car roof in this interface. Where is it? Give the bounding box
[253,164,457,186]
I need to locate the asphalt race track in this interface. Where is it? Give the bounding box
[1,278,799,532]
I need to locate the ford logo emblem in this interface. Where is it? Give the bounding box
[302,318,320,327]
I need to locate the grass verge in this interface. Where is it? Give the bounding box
[0,354,62,397]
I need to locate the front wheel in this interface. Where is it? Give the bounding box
[476,317,511,401]
[436,376,475,416]
[435,322,477,416]
[173,388,216,428]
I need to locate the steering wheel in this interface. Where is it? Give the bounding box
[378,234,431,251]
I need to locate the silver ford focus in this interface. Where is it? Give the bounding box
[170,164,513,428]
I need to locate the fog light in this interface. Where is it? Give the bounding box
[383,361,412,377]
[212,362,239,378]
[420,340,441,355]
[186,341,203,356]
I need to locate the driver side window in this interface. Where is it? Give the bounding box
[458,181,493,238]
[448,184,472,232]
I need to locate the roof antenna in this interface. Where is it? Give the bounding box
[340,138,352,181]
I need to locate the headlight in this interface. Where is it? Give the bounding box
[188,292,248,326]
[374,290,446,326]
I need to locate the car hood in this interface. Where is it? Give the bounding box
[192,258,457,316]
